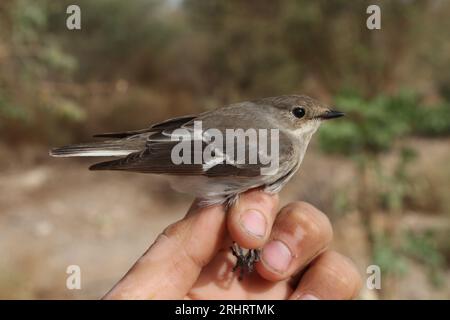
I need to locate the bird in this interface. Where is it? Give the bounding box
[50,94,344,278]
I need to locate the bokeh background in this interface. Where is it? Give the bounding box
[0,0,449,299]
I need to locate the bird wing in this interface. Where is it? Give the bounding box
[90,106,297,178]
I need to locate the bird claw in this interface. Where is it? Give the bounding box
[230,242,260,281]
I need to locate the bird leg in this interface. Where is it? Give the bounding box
[226,195,260,280]
[230,242,260,280]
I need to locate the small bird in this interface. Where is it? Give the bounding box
[50,95,344,278]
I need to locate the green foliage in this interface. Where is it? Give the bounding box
[64,0,177,80]
[46,97,86,123]
[373,230,447,287]
[38,44,77,75]
[1,0,450,144]
[318,91,450,155]
[373,233,408,278]
[0,0,82,141]
[414,103,450,137]
[0,91,29,125]
[12,0,48,40]
[377,147,417,212]
[332,189,351,216]
[402,230,445,286]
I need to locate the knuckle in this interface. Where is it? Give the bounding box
[241,189,278,212]
[163,221,206,269]
[282,201,333,244]
[318,251,362,294]
[163,220,185,240]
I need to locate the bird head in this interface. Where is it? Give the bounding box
[260,95,344,135]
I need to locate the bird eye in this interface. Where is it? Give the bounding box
[292,107,306,118]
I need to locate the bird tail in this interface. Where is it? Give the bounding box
[49,140,140,158]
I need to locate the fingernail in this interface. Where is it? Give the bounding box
[240,210,266,238]
[296,293,319,300]
[261,240,292,273]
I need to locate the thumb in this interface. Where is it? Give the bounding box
[103,200,226,299]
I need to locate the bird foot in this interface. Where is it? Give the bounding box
[230,242,260,281]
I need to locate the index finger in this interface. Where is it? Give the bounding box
[227,189,279,249]
[103,200,227,299]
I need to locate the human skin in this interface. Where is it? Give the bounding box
[103,189,362,300]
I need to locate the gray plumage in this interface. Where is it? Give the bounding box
[50,95,343,205]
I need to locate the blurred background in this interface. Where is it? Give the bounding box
[0,0,449,299]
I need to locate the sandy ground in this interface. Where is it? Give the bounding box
[0,140,448,299]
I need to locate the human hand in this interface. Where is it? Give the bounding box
[103,189,362,299]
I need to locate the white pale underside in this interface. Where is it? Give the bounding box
[51,150,136,157]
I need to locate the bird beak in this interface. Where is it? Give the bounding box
[320,109,345,120]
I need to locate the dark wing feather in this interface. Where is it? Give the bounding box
[149,115,198,131]
[93,115,197,139]
[90,143,205,175]
[93,128,151,139]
